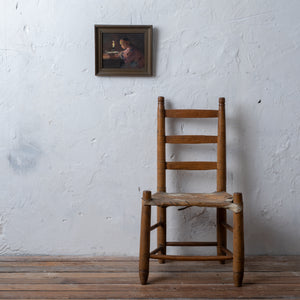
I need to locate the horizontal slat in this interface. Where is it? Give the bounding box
[166,161,217,170]
[150,254,233,261]
[165,135,218,144]
[165,109,219,118]
[166,242,218,247]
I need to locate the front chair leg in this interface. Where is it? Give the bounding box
[233,192,244,287]
[139,191,152,285]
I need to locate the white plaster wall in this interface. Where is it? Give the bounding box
[0,0,299,256]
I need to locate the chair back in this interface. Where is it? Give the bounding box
[157,97,226,193]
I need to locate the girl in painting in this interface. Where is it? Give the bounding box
[118,37,145,69]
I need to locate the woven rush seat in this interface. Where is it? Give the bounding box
[144,192,242,212]
[146,192,232,207]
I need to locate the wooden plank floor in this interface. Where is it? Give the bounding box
[0,256,299,299]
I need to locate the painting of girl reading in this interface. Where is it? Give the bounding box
[102,34,145,69]
[95,25,152,76]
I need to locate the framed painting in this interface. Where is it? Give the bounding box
[95,25,153,76]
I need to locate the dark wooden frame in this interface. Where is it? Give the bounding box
[95,25,153,76]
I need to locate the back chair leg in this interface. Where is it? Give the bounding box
[157,207,166,264]
[233,193,244,287]
[217,208,227,264]
[139,191,152,285]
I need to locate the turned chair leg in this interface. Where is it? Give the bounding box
[139,191,151,285]
[233,193,244,287]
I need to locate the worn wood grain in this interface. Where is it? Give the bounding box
[166,161,217,170]
[157,96,167,264]
[0,284,299,299]
[0,257,299,299]
[165,135,218,144]
[0,257,299,273]
[217,97,227,263]
[145,192,233,208]
[150,254,232,261]
[165,109,219,118]
[0,271,299,284]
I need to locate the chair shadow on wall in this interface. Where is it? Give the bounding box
[166,104,254,258]
[232,104,279,256]
[224,104,279,257]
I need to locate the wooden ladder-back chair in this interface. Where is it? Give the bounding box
[139,96,244,287]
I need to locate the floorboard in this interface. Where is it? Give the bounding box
[0,256,299,299]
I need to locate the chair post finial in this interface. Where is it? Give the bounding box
[219,97,225,105]
[158,96,164,104]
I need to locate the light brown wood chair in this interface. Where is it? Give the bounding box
[139,96,244,287]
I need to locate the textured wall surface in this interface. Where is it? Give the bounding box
[0,0,299,255]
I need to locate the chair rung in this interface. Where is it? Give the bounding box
[165,109,219,118]
[150,222,163,231]
[150,246,163,255]
[165,135,218,144]
[166,161,217,170]
[221,246,233,257]
[150,254,233,261]
[166,242,218,247]
[221,222,233,232]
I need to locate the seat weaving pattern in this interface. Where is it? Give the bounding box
[144,192,233,208]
